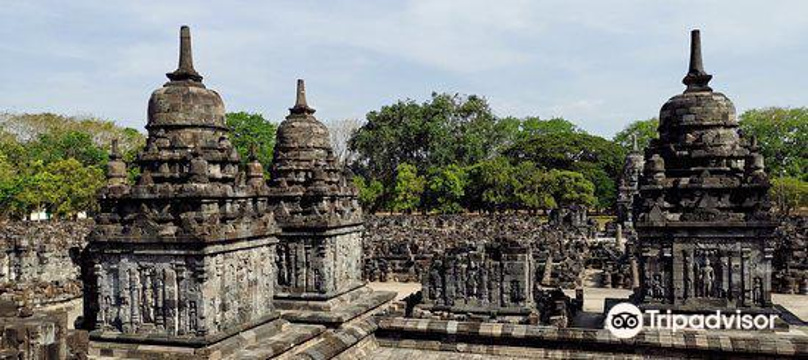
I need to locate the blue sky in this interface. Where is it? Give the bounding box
[2,1,807,137]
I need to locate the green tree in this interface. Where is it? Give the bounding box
[475,157,515,212]
[391,163,425,213]
[0,112,144,159]
[547,169,597,208]
[506,130,624,211]
[424,165,468,214]
[27,130,107,167]
[2,161,58,219]
[520,116,581,138]
[226,112,277,169]
[0,112,143,219]
[353,175,385,213]
[770,177,808,216]
[613,118,659,152]
[512,161,555,213]
[350,93,503,188]
[739,107,808,180]
[45,159,105,218]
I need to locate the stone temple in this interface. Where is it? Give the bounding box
[633,30,778,310]
[32,26,802,359]
[417,239,537,323]
[81,26,393,359]
[83,25,281,357]
[269,79,395,326]
[616,135,644,243]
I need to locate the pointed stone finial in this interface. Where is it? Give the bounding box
[166,25,203,82]
[289,79,316,115]
[631,134,639,152]
[110,138,121,159]
[248,144,258,162]
[682,29,712,93]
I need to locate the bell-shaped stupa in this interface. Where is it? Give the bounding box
[633,30,777,310]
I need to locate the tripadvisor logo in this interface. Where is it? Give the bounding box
[606,302,778,339]
[606,302,644,338]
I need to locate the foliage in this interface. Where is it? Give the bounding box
[391,163,425,213]
[546,169,597,208]
[44,159,105,217]
[0,112,144,159]
[476,157,515,212]
[353,175,385,212]
[613,118,659,152]
[739,107,808,180]
[424,165,468,214]
[506,130,624,210]
[770,177,808,216]
[226,112,277,169]
[0,112,139,220]
[349,93,501,183]
[0,159,101,219]
[519,116,582,138]
[512,161,555,213]
[26,130,107,167]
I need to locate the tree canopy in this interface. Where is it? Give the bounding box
[0,113,143,220]
[226,112,277,170]
[739,107,808,180]
[613,118,659,152]
[349,97,610,214]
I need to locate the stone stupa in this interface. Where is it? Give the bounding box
[633,29,778,311]
[82,26,292,358]
[268,79,395,327]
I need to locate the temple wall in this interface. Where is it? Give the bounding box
[276,227,363,297]
[0,220,90,305]
[88,239,276,338]
[363,214,592,289]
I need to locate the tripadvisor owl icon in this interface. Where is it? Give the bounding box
[606,302,643,339]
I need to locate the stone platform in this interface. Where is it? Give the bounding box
[372,317,808,359]
[88,317,323,359]
[276,285,396,327]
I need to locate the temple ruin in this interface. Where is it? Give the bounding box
[0,25,804,359]
[633,30,778,310]
[268,80,394,327]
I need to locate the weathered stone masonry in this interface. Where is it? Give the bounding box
[634,30,777,310]
[82,26,279,344]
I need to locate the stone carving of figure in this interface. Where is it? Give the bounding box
[701,259,715,297]
[164,268,178,335]
[720,255,730,298]
[753,277,763,305]
[428,260,442,301]
[188,301,198,333]
[94,264,106,328]
[444,263,456,306]
[683,252,692,300]
[467,260,478,299]
[103,295,114,330]
[276,247,288,286]
[652,273,665,299]
[510,279,523,304]
[142,270,154,324]
[155,272,165,329]
[129,268,142,331]
[480,262,489,304]
[457,262,467,299]
[119,268,132,333]
[314,269,323,293]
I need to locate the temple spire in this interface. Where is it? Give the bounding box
[110,138,121,159]
[289,79,316,115]
[631,134,639,152]
[166,25,203,82]
[682,29,712,93]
